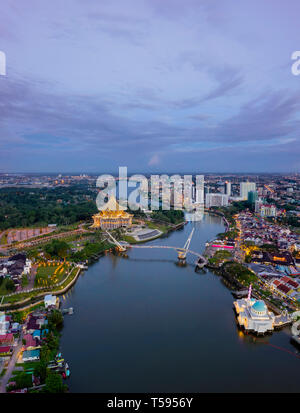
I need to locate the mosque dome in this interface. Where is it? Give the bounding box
[251,300,267,315]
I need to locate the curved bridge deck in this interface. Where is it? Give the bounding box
[129,245,207,267]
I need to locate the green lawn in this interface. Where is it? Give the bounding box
[35,263,69,287]
[2,267,78,305]
[146,221,169,233]
[0,233,7,245]
[209,250,233,265]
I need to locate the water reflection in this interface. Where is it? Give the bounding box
[59,214,300,393]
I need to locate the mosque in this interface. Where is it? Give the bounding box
[233,285,275,335]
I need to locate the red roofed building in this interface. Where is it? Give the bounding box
[0,333,14,345]
[0,346,12,354]
[277,284,292,295]
[286,279,299,289]
[23,334,37,349]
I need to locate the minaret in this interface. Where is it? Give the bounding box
[247,284,252,300]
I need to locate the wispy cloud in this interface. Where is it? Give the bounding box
[0,0,299,172]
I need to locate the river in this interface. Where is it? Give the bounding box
[59,214,300,392]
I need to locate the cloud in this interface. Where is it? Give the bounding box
[148,154,160,166]
[0,0,299,172]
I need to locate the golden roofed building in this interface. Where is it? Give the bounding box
[92,195,132,230]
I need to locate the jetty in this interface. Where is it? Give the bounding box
[62,307,74,315]
[231,289,249,299]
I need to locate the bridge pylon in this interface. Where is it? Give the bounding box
[105,231,126,252]
[176,228,194,261]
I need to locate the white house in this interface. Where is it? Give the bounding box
[44,295,58,309]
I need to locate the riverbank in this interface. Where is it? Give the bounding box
[0,219,185,310]
[203,210,288,317]
[0,267,81,311]
[205,208,230,231]
[58,214,300,393]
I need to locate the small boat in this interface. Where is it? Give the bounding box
[66,369,70,377]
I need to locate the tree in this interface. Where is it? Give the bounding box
[14,372,32,389]
[5,279,16,292]
[34,361,48,383]
[44,373,65,393]
[40,345,51,363]
[48,310,64,330]
[44,240,70,259]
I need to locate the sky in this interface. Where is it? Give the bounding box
[0,0,300,173]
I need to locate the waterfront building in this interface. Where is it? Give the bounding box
[92,195,133,230]
[22,349,40,362]
[234,287,275,335]
[240,182,256,200]
[44,294,59,309]
[205,193,228,208]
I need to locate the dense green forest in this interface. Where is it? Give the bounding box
[0,186,185,230]
[0,186,98,229]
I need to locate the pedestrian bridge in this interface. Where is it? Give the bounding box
[106,227,207,268]
[129,245,207,268]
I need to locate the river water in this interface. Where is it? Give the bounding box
[60,214,300,392]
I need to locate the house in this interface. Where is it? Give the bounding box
[277,284,292,295]
[25,316,40,333]
[32,330,41,340]
[23,334,38,350]
[41,329,49,337]
[22,349,40,362]
[285,278,299,289]
[11,323,20,333]
[0,313,10,335]
[36,318,47,329]
[0,333,14,345]
[44,294,58,309]
[0,346,12,356]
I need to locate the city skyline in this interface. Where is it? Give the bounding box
[1,1,300,172]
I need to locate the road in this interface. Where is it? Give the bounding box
[0,227,90,252]
[23,265,37,292]
[0,334,23,393]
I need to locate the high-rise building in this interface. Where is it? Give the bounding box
[255,198,263,213]
[240,182,256,200]
[225,181,231,197]
[195,175,204,206]
[248,190,258,204]
[205,193,229,208]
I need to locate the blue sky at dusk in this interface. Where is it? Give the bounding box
[0,0,300,173]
